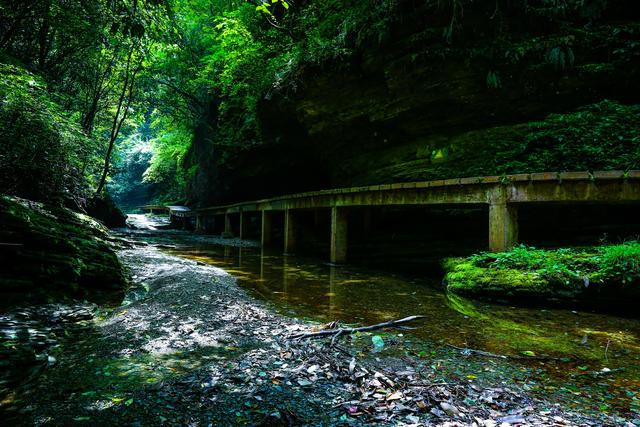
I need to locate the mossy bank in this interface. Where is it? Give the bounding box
[443,243,640,307]
[0,196,127,302]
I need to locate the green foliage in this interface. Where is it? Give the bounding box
[598,243,640,285]
[374,100,640,185]
[0,64,95,203]
[0,0,634,206]
[148,0,402,152]
[108,134,154,212]
[445,242,640,301]
[466,242,640,288]
[545,46,575,70]
[486,70,502,89]
[203,6,270,145]
[0,0,171,204]
[522,0,610,20]
[142,119,193,203]
[511,101,640,173]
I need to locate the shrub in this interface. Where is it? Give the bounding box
[0,64,93,204]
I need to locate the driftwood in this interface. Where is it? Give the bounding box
[288,315,426,341]
[446,344,568,361]
[446,344,511,359]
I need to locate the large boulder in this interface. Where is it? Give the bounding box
[86,193,127,228]
[0,195,127,301]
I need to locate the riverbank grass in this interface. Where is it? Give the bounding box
[444,242,640,301]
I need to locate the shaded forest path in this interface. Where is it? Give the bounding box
[1,217,633,425]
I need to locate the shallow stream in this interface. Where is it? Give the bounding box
[168,242,640,418]
[1,215,639,422]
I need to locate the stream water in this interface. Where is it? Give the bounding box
[1,215,639,423]
[167,241,640,418]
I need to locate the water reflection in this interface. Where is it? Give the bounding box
[167,243,640,412]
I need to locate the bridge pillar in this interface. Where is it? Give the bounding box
[489,202,518,252]
[195,215,204,233]
[224,213,232,237]
[261,211,273,247]
[284,209,297,254]
[330,206,348,263]
[239,212,249,240]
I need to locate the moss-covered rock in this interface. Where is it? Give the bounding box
[443,258,557,299]
[443,243,640,303]
[0,195,127,300]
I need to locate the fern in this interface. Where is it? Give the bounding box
[486,70,502,89]
[546,46,575,70]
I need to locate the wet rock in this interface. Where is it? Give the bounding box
[0,196,127,299]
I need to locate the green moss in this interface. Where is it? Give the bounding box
[444,258,552,299]
[444,242,640,302]
[350,100,640,186]
[0,195,127,298]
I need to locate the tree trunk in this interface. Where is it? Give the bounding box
[95,46,141,196]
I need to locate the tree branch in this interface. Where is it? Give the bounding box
[288,315,426,340]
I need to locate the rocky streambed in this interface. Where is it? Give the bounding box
[0,217,637,425]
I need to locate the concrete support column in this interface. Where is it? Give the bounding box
[284,209,297,254]
[224,213,232,237]
[261,211,273,247]
[330,206,348,263]
[239,212,249,240]
[489,202,518,252]
[195,215,204,233]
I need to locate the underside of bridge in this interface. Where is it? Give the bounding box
[191,202,640,273]
[142,174,640,269]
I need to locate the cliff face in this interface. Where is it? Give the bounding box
[188,2,640,205]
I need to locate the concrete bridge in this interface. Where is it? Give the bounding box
[145,171,640,263]
[141,205,192,227]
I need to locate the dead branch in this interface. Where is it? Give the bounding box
[288,315,426,340]
[447,344,510,359]
[446,344,569,361]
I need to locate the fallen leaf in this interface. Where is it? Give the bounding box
[440,402,462,418]
[387,390,403,401]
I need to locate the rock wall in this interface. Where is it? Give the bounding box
[187,1,640,205]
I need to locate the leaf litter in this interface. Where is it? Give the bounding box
[1,222,637,426]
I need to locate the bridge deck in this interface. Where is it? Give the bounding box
[195,170,640,215]
[143,170,640,261]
